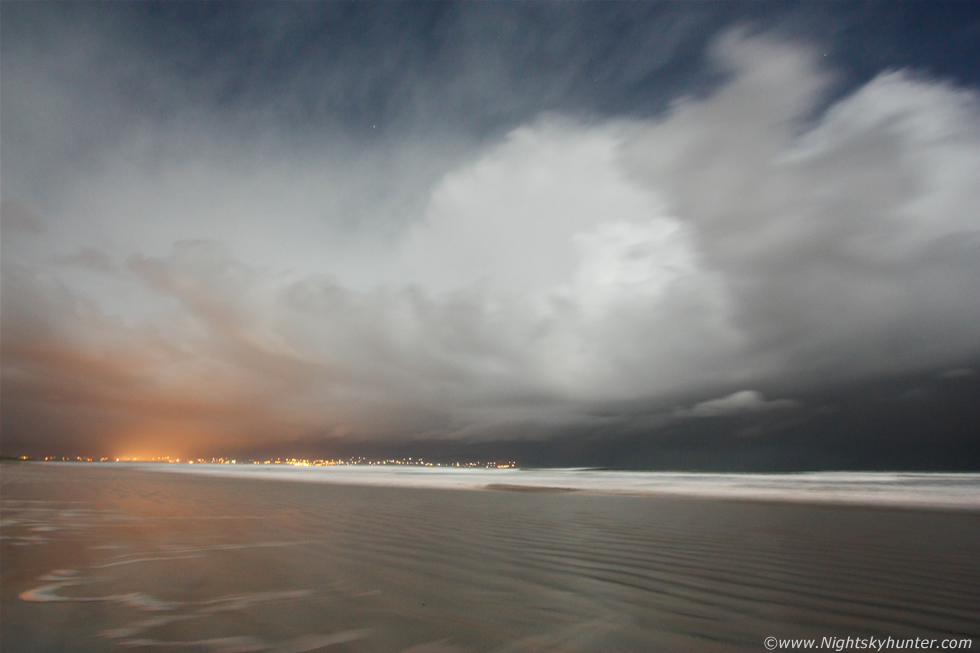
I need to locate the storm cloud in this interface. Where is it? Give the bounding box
[2,3,979,461]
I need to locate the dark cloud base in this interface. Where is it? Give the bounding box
[144,363,978,472]
[5,364,979,471]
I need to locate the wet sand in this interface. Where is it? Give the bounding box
[3,463,979,652]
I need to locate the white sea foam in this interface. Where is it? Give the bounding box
[137,464,980,509]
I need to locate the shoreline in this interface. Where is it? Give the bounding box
[10,460,980,512]
[4,463,979,651]
[140,462,980,512]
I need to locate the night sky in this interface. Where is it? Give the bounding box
[2,2,979,468]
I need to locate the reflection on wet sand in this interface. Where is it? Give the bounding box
[2,464,979,652]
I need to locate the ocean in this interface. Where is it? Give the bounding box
[2,463,978,652]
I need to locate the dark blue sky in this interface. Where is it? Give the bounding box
[2,2,979,465]
[7,2,980,145]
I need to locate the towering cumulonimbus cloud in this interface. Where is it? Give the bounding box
[621,31,980,380]
[2,16,979,457]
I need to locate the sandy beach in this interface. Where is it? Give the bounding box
[3,463,978,652]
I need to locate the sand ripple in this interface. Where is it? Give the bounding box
[3,463,979,651]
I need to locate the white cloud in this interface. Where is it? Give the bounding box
[400,118,665,297]
[621,31,980,379]
[676,390,799,418]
